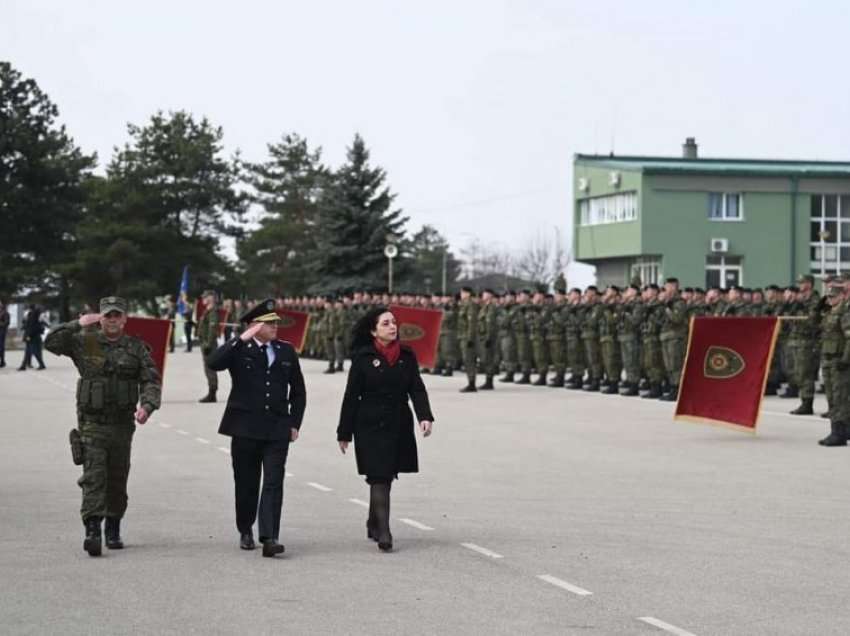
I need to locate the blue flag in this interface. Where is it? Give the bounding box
[176,265,189,314]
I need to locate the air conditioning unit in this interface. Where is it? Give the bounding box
[608,171,621,187]
[710,238,729,253]
[577,177,590,192]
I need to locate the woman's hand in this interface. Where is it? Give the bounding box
[339,440,349,454]
[419,421,433,437]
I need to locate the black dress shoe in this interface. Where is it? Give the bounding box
[240,533,255,550]
[262,540,285,557]
[198,392,216,403]
[378,533,393,552]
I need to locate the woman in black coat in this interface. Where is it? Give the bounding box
[337,307,434,552]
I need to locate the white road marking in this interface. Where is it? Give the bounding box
[307,482,333,492]
[461,542,504,559]
[536,574,592,596]
[195,437,210,444]
[399,518,434,531]
[349,498,369,507]
[176,429,189,436]
[216,446,230,454]
[159,422,171,428]
[638,617,698,636]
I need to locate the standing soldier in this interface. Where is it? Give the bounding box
[476,289,500,390]
[565,288,586,389]
[512,290,534,384]
[640,285,666,399]
[498,291,517,382]
[334,296,352,372]
[197,290,221,403]
[599,286,623,394]
[788,275,821,415]
[617,285,643,396]
[323,296,338,374]
[658,278,689,401]
[438,294,458,377]
[457,286,479,393]
[817,282,850,446]
[547,288,568,387]
[581,286,604,391]
[529,291,549,386]
[44,297,161,556]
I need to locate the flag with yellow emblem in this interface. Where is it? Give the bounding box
[389,305,443,369]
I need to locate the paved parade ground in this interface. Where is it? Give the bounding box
[2,350,850,636]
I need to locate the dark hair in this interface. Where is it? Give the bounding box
[351,306,393,350]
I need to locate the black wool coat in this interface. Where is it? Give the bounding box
[207,337,306,441]
[337,344,435,477]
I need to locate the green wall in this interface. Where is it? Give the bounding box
[573,163,642,259]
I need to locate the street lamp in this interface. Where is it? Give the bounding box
[384,244,398,293]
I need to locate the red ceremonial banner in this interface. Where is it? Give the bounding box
[125,316,172,382]
[194,300,229,336]
[389,305,443,369]
[674,317,780,433]
[275,309,310,353]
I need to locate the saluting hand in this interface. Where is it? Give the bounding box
[240,322,264,342]
[79,313,102,327]
[339,441,349,454]
[419,421,433,437]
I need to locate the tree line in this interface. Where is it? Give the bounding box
[0,61,464,319]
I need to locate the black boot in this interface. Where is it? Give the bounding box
[442,368,454,377]
[478,376,494,390]
[459,383,478,393]
[533,374,548,386]
[780,384,799,398]
[659,386,678,402]
[198,391,216,403]
[370,483,393,552]
[548,373,565,388]
[821,411,831,419]
[104,517,124,550]
[262,539,285,557]
[642,384,662,399]
[621,382,639,397]
[819,421,848,447]
[583,380,600,392]
[600,382,619,394]
[336,362,344,372]
[515,373,531,385]
[323,364,336,375]
[499,372,515,383]
[790,398,813,415]
[83,517,102,557]
[565,376,583,389]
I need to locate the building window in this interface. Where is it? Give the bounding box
[578,192,638,226]
[810,194,850,278]
[706,255,742,289]
[631,257,662,285]
[708,193,743,221]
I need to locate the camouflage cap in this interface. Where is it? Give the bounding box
[796,274,815,285]
[827,284,844,297]
[100,296,127,314]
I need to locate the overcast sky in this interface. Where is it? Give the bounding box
[4,1,849,287]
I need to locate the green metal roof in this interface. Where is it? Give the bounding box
[574,154,850,178]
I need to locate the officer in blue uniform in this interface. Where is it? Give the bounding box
[207,299,307,557]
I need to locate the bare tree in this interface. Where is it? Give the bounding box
[459,238,513,279]
[514,228,567,287]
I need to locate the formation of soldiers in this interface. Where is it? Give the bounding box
[203,272,849,447]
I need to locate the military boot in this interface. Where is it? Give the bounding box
[478,376,494,390]
[323,364,336,374]
[818,421,848,447]
[600,381,619,394]
[499,371,515,383]
[659,386,678,402]
[621,382,639,397]
[83,517,102,557]
[565,376,583,389]
[642,384,662,399]
[442,368,454,377]
[515,372,532,385]
[336,362,344,372]
[548,373,565,388]
[790,399,813,415]
[459,383,478,393]
[583,379,600,392]
[198,391,216,403]
[780,384,799,398]
[821,411,831,419]
[533,374,548,386]
[104,517,124,550]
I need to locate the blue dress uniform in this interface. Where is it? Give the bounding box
[207,300,306,554]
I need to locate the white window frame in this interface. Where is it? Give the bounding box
[810,194,850,278]
[705,256,743,289]
[708,192,744,222]
[578,192,639,226]
[631,257,662,285]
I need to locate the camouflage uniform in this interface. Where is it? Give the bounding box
[437,302,458,376]
[659,294,689,399]
[546,301,567,386]
[565,303,587,388]
[457,297,479,388]
[640,300,665,397]
[44,302,161,531]
[528,304,549,385]
[818,291,850,445]
[197,298,220,396]
[511,303,533,383]
[617,299,643,394]
[476,300,500,387]
[581,302,604,390]
[497,300,517,381]
[599,302,622,392]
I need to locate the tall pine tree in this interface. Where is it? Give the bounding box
[239,133,327,296]
[312,134,408,292]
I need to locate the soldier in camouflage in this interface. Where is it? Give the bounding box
[497,291,517,382]
[457,286,479,393]
[817,282,850,446]
[197,290,220,403]
[476,289,500,390]
[45,296,161,557]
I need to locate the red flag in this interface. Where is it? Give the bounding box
[275,309,310,353]
[675,317,780,433]
[125,316,172,382]
[389,305,443,369]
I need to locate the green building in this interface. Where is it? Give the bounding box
[572,138,850,289]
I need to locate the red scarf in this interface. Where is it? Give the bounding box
[374,338,401,367]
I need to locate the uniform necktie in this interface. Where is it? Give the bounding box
[260,344,268,368]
